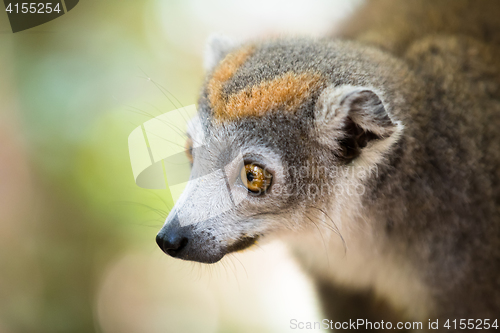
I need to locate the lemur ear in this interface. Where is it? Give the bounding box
[203,34,238,72]
[314,85,403,163]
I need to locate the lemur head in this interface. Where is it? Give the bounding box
[156,36,406,263]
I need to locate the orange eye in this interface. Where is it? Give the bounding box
[240,164,272,194]
[185,137,193,164]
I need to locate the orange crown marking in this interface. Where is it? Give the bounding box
[207,46,325,122]
[222,72,324,120]
[207,45,255,121]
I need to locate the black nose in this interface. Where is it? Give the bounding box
[156,217,190,258]
[156,233,188,257]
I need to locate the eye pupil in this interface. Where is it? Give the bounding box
[240,163,272,194]
[246,172,254,182]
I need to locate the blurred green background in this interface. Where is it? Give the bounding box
[0,1,360,332]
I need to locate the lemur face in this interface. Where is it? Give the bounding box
[156,38,404,263]
[156,106,326,263]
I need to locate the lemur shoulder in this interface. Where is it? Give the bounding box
[156,0,500,326]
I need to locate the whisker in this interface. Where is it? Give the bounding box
[126,106,159,120]
[112,200,169,219]
[230,253,248,280]
[143,130,187,150]
[139,71,191,126]
[310,206,347,254]
[146,102,191,140]
[138,67,183,112]
[305,213,330,266]
[147,190,173,211]
[226,255,242,291]
[153,80,194,125]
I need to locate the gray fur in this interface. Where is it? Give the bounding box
[157,0,500,327]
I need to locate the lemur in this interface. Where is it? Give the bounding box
[155,0,500,328]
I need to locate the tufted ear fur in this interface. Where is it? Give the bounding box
[314,85,404,165]
[203,34,238,72]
